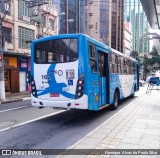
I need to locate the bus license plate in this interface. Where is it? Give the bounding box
[50,93,59,97]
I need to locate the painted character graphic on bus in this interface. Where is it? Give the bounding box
[37,64,75,99]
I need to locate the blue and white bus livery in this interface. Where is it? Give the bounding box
[31,34,139,111]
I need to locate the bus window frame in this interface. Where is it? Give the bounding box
[110,52,118,74]
[88,42,97,73]
[34,38,78,64]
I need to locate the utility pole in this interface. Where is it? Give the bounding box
[27,0,49,38]
[0,0,10,100]
[0,14,5,100]
[37,5,43,38]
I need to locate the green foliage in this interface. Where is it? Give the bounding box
[143,46,160,74]
[130,50,139,58]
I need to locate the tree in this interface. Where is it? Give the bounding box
[130,50,140,63]
[130,50,139,58]
[143,46,160,75]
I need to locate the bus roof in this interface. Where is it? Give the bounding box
[32,34,87,43]
[112,48,137,62]
[32,33,138,63]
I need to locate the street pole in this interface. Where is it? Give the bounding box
[0,15,5,100]
[27,0,50,39]
[37,5,43,38]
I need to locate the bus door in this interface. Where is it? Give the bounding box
[98,51,109,107]
[137,64,139,91]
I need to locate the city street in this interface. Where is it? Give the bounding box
[0,86,147,152]
[0,0,160,157]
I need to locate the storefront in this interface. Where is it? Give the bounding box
[3,56,19,93]
[19,56,28,92]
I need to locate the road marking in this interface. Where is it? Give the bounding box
[0,110,65,133]
[0,105,31,113]
[22,97,31,101]
[68,94,146,149]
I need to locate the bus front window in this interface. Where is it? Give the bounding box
[34,38,78,64]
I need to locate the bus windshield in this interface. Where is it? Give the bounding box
[34,38,78,64]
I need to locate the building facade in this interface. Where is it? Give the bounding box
[111,0,124,52]
[124,22,132,55]
[85,0,110,46]
[0,0,58,93]
[59,0,124,52]
[136,11,150,54]
[59,0,85,34]
[124,0,150,54]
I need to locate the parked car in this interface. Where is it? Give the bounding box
[139,80,146,87]
[148,76,160,85]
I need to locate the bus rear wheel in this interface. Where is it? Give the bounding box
[111,90,119,110]
[130,85,136,98]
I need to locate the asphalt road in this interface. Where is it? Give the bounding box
[0,86,146,157]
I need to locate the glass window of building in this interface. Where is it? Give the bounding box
[49,19,55,31]
[100,0,109,45]
[2,27,12,43]
[18,0,33,22]
[18,26,34,49]
[0,1,11,15]
[42,16,46,27]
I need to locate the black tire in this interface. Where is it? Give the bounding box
[111,90,119,110]
[130,89,135,98]
[130,85,136,98]
[139,82,142,87]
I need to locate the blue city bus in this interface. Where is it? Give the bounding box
[30,34,139,111]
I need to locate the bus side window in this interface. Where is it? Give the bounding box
[111,53,118,73]
[120,57,124,74]
[89,43,97,73]
[117,56,121,73]
[109,54,112,73]
[115,55,118,73]
[128,60,132,74]
[124,59,127,74]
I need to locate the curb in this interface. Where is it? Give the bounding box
[0,97,31,104]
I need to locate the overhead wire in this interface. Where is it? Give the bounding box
[0,0,144,7]
[1,0,145,43]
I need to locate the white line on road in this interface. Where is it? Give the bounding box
[22,97,31,101]
[0,110,65,133]
[0,105,31,113]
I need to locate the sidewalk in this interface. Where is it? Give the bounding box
[0,92,31,104]
[59,89,160,158]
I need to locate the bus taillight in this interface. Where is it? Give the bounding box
[31,76,37,98]
[75,74,84,99]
